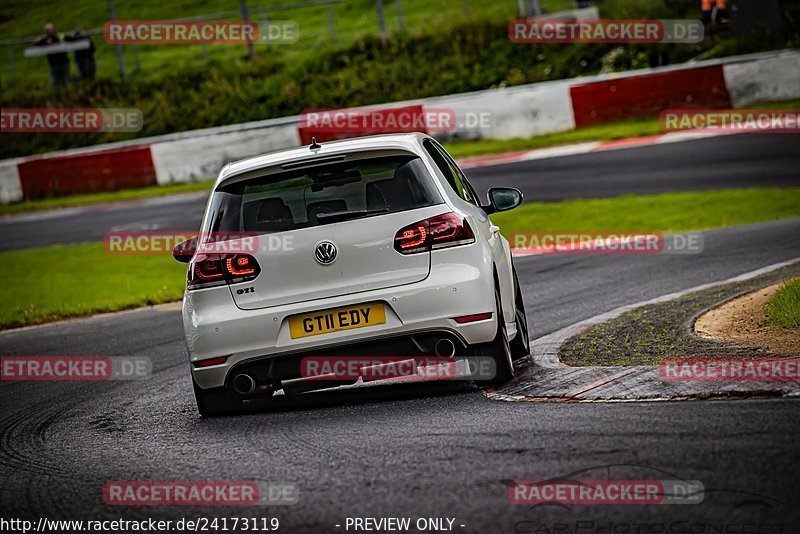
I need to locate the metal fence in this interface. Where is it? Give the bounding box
[0,0,576,91]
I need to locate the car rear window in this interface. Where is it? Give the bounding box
[202,155,442,236]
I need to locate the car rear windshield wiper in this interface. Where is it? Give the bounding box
[315,208,389,223]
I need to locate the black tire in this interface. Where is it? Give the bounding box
[473,288,514,387]
[509,268,530,360]
[192,376,241,417]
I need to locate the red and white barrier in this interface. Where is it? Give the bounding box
[0,50,797,204]
[570,65,731,128]
[17,146,156,200]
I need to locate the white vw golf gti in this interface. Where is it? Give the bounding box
[174,133,529,415]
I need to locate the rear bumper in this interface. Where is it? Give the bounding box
[220,329,468,395]
[185,253,499,390]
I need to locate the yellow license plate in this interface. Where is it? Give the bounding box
[289,303,386,339]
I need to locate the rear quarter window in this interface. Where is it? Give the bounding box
[423,139,478,205]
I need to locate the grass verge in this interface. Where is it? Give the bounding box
[559,264,800,366]
[0,243,186,329]
[490,187,800,237]
[2,186,800,329]
[764,279,800,329]
[446,117,663,159]
[0,180,213,216]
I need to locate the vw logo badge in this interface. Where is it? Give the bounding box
[315,241,337,265]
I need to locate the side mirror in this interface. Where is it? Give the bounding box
[172,236,197,263]
[483,187,522,214]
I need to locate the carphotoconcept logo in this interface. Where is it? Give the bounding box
[1,108,143,133]
[509,464,784,533]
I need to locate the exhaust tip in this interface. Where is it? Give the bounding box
[434,338,456,358]
[232,373,256,396]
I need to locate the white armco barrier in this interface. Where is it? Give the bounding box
[424,79,575,141]
[533,6,599,22]
[722,51,800,107]
[151,120,300,184]
[0,159,23,205]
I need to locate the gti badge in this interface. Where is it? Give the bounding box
[315,241,337,265]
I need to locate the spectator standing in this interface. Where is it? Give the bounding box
[702,0,730,26]
[34,23,70,88]
[714,0,730,24]
[66,27,96,80]
[701,0,714,25]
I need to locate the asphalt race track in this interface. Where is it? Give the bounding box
[1,135,799,531]
[1,133,799,252]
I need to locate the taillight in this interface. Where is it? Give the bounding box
[226,255,257,278]
[395,223,429,254]
[188,254,261,290]
[394,212,475,254]
[428,212,475,250]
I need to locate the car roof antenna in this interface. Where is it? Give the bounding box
[309,137,321,150]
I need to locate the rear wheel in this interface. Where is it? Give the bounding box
[509,268,530,360]
[473,288,514,387]
[192,376,241,417]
